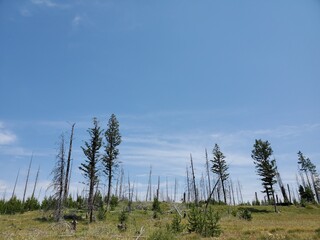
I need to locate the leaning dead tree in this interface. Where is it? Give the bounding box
[11,168,20,199]
[64,123,75,202]
[31,165,40,199]
[276,168,289,203]
[23,154,33,204]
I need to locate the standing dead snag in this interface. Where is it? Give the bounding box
[52,134,66,221]
[31,165,40,199]
[23,154,33,204]
[190,154,198,206]
[64,123,75,203]
[11,168,20,199]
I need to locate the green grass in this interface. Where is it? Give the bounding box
[0,203,320,239]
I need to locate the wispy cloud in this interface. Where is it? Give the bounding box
[0,122,17,145]
[30,0,69,9]
[72,15,82,27]
[19,8,32,17]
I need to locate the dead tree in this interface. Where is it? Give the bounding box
[146,165,152,201]
[11,168,20,199]
[276,169,289,203]
[23,154,33,203]
[190,154,198,206]
[157,176,160,200]
[118,167,124,199]
[64,123,75,202]
[52,134,66,221]
[31,166,40,199]
[205,149,212,200]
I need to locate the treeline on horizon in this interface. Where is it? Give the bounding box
[0,114,319,219]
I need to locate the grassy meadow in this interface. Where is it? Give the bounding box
[0,202,320,240]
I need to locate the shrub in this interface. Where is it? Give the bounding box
[41,196,56,211]
[237,208,252,221]
[187,206,221,237]
[152,197,161,213]
[119,208,128,223]
[24,197,40,211]
[110,195,119,210]
[97,205,106,221]
[4,196,24,214]
[170,213,184,233]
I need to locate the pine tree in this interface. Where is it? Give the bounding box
[211,144,229,204]
[103,114,121,208]
[79,118,103,223]
[251,139,277,212]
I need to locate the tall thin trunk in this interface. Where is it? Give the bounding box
[231,180,235,205]
[186,166,190,203]
[166,176,169,202]
[106,167,112,208]
[119,167,124,199]
[146,166,152,201]
[238,180,243,204]
[221,178,227,204]
[11,168,20,199]
[205,149,211,200]
[190,154,198,206]
[287,184,292,203]
[271,185,277,212]
[23,154,33,203]
[31,166,40,199]
[64,123,75,202]
[311,173,320,203]
[157,176,160,200]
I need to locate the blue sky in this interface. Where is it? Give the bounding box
[0,0,319,202]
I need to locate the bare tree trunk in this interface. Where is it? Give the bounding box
[119,167,124,199]
[106,167,112,209]
[31,166,40,199]
[231,180,235,206]
[186,166,190,203]
[64,123,75,202]
[271,185,277,212]
[287,184,292,203]
[238,180,243,204]
[190,154,198,206]
[23,154,33,204]
[146,166,152,202]
[157,176,160,200]
[11,168,20,199]
[205,178,220,209]
[205,149,211,200]
[166,177,169,202]
[311,173,320,203]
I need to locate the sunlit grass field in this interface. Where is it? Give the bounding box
[0,202,320,239]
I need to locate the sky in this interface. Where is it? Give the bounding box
[0,0,319,203]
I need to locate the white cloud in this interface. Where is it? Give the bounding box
[0,123,17,145]
[30,0,69,9]
[31,0,57,8]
